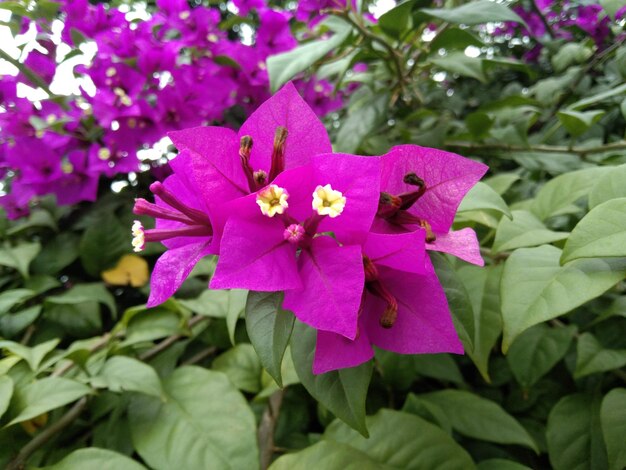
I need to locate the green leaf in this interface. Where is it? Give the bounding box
[600,388,626,470]
[531,167,610,221]
[79,212,128,277]
[430,53,486,83]
[8,377,91,426]
[324,409,476,468]
[129,367,258,469]
[465,112,494,138]
[92,356,164,398]
[430,253,475,352]
[588,164,626,208]
[335,88,388,154]
[6,209,57,236]
[245,291,294,387]
[575,333,626,378]
[506,324,576,388]
[568,82,626,110]
[270,440,383,470]
[0,289,35,315]
[552,43,593,73]
[43,448,147,470]
[500,245,626,351]
[547,394,608,470]
[0,376,13,420]
[267,18,351,91]
[599,0,623,18]
[255,346,299,399]
[0,305,41,338]
[420,1,524,25]
[561,198,626,263]
[457,265,503,382]
[412,354,464,384]
[0,242,41,278]
[557,110,605,136]
[458,182,511,218]
[45,283,117,317]
[121,308,184,346]
[431,27,483,51]
[31,232,80,275]
[418,390,537,451]
[378,0,414,38]
[483,173,520,195]
[477,459,532,470]
[290,321,371,436]
[0,338,59,371]
[226,290,247,345]
[493,210,569,253]
[213,344,262,393]
[402,393,453,433]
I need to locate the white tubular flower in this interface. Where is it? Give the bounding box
[131,220,145,252]
[312,184,346,218]
[256,184,289,217]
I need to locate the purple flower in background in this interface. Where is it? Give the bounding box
[233,0,266,16]
[313,233,463,374]
[211,153,380,340]
[373,145,488,266]
[52,150,100,205]
[257,10,297,55]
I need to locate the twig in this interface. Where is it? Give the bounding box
[549,37,626,117]
[181,346,217,366]
[258,389,285,470]
[138,315,209,362]
[20,325,36,345]
[6,397,88,470]
[445,140,626,157]
[328,9,406,93]
[51,332,115,377]
[0,49,69,110]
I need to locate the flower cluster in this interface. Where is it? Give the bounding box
[0,0,345,218]
[134,83,488,373]
[497,1,625,61]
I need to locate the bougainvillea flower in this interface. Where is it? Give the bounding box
[312,232,463,374]
[132,150,215,307]
[211,153,380,339]
[168,82,332,247]
[373,145,488,266]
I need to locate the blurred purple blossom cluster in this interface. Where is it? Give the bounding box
[498,1,626,61]
[0,0,345,219]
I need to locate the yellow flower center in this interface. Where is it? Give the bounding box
[312,184,346,218]
[256,184,289,217]
[98,148,111,160]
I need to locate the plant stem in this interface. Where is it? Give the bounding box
[330,10,406,93]
[445,140,626,157]
[6,397,88,470]
[138,315,209,361]
[258,389,285,470]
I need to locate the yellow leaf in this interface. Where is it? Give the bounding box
[20,413,48,435]
[102,254,149,287]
